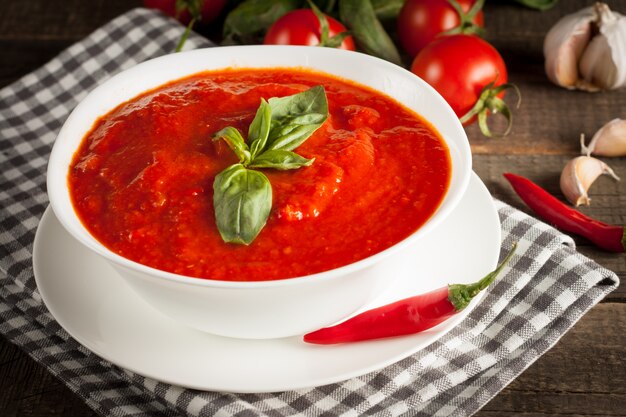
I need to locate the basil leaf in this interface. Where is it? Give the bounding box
[223,0,301,43]
[213,126,251,164]
[313,0,337,13]
[370,0,404,20]
[267,85,328,151]
[210,86,329,245]
[512,0,558,10]
[213,164,272,245]
[338,0,402,65]
[249,149,315,170]
[248,99,272,159]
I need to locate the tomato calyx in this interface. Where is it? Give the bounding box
[460,81,521,137]
[441,0,486,37]
[308,0,351,48]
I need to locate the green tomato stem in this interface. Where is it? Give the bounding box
[459,81,521,138]
[175,17,196,53]
[442,0,486,37]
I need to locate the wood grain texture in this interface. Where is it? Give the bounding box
[1,0,625,416]
[0,340,98,417]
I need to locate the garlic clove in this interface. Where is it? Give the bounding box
[560,156,620,206]
[577,33,615,91]
[578,3,626,90]
[544,7,595,88]
[582,118,626,157]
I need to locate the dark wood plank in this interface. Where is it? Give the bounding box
[0,39,73,87]
[0,338,98,417]
[0,0,142,40]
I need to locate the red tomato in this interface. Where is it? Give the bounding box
[410,34,507,124]
[397,0,484,57]
[143,0,226,25]
[264,9,356,51]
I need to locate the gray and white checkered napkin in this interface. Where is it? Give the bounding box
[0,8,619,417]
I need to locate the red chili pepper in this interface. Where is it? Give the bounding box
[303,244,516,345]
[503,172,625,253]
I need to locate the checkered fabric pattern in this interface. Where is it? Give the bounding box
[0,8,619,417]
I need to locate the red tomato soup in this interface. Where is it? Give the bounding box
[69,69,451,281]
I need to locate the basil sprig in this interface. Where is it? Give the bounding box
[212,85,328,245]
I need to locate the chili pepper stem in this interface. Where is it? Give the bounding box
[448,242,517,311]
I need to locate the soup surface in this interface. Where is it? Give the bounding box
[69,68,451,281]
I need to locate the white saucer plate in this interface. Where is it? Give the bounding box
[33,172,500,393]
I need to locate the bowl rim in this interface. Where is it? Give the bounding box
[47,45,472,289]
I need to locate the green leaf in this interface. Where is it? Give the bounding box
[209,86,329,245]
[512,0,558,11]
[339,0,402,65]
[248,99,272,159]
[213,164,272,245]
[266,85,328,151]
[313,0,337,13]
[370,0,403,20]
[249,149,315,170]
[213,126,251,164]
[223,0,301,42]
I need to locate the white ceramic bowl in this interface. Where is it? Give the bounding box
[47,46,471,339]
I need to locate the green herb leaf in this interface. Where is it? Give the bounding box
[370,0,404,20]
[314,0,337,13]
[512,0,558,11]
[222,0,301,43]
[249,149,315,170]
[211,86,328,245]
[339,0,402,65]
[213,126,251,164]
[248,99,272,159]
[213,164,272,245]
[266,85,328,151]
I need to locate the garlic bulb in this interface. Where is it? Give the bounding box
[581,119,626,157]
[544,2,626,91]
[560,155,620,206]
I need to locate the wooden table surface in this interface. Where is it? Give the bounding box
[1,0,625,415]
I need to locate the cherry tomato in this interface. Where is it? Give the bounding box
[411,34,507,124]
[264,9,355,51]
[143,0,226,25]
[397,0,484,57]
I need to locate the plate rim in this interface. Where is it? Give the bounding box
[33,172,501,393]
